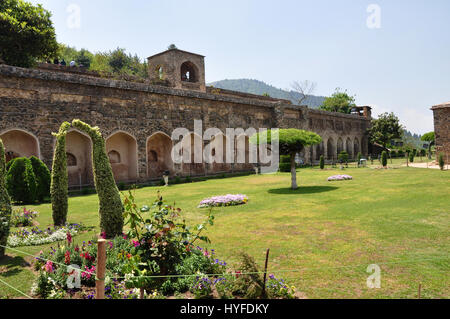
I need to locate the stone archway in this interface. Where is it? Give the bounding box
[327,137,335,160]
[346,137,352,157]
[0,129,40,162]
[66,130,93,187]
[337,137,344,155]
[235,134,255,171]
[354,137,360,156]
[181,133,205,176]
[106,131,138,182]
[207,133,230,173]
[315,141,324,161]
[146,132,174,179]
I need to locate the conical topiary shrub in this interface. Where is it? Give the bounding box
[72,119,123,238]
[0,139,12,258]
[51,122,70,226]
[6,157,37,204]
[30,156,51,202]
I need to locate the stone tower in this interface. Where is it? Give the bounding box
[147,48,206,92]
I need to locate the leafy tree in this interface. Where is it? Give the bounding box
[72,119,123,238]
[0,0,58,67]
[381,151,387,167]
[338,151,349,165]
[318,88,356,114]
[250,129,322,189]
[6,157,37,204]
[421,132,435,159]
[50,122,70,226]
[108,48,129,72]
[0,139,12,258]
[30,156,50,202]
[75,48,93,68]
[368,112,403,151]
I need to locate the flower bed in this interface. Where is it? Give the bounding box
[198,194,248,208]
[327,174,353,181]
[7,223,85,247]
[10,207,38,227]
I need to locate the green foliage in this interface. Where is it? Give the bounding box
[229,252,265,298]
[72,119,124,238]
[318,88,356,114]
[438,153,444,170]
[398,150,404,157]
[390,150,397,158]
[0,0,58,67]
[0,139,12,258]
[409,152,415,163]
[421,132,435,143]
[279,155,292,172]
[30,156,50,202]
[368,112,403,150]
[6,157,37,204]
[50,122,69,226]
[338,151,349,164]
[167,44,177,50]
[381,151,388,167]
[74,48,93,68]
[319,155,325,169]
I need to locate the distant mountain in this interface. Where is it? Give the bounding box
[208,79,326,108]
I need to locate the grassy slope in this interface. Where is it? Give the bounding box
[0,165,448,299]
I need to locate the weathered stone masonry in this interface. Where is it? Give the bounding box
[0,49,371,186]
[432,102,450,164]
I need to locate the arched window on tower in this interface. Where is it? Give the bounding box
[180,61,198,83]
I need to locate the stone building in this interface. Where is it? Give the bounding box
[0,48,371,187]
[432,102,450,164]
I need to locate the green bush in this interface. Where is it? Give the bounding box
[30,156,51,202]
[390,150,397,158]
[409,152,414,163]
[6,157,37,204]
[420,149,426,157]
[319,155,324,169]
[0,139,12,258]
[438,153,445,170]
[51,122,70,226]
[278,162,291,172]
[398,150,404,157]
[381,151,388,167]
[72,119,123,238]
[338,151,348,164]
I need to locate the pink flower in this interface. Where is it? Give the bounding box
[44,261,54,273]
[132,240,140,247]
[100,231,107,239]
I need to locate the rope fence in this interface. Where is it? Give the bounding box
[0,242,448,299]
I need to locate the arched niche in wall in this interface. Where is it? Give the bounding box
[146,132,174,179]
[180,61,198,83]
[106,131,138,182]
[0,129,40,162]
[66,130,93,187]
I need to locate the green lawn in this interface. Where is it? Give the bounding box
[1,165,449,299]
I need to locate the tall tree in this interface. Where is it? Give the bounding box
[318,88,356,114]
[367,112,403,151]
[0,139,12,258]
[0,0,58,67]
[421,131,435,159]
[250,129,322,189]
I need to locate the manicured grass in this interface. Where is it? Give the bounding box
[1,165,449,298]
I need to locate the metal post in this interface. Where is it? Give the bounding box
[261,248,270,298]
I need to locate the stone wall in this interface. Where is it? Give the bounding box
[0,64,370,186]
[432,103,450,164]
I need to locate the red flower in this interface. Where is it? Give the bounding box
[64,251,71,264]
[235,271,242,278]
[66,232,72,245]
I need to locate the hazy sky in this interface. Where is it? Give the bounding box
[28,0,450,134]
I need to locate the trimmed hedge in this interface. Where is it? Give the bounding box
[30,156,51,202]
[0,139,12,258]
[50,122,70,226]
[381,151,387,167]
[438,153,444,170]
[6,157,37,204]
[319,155,324,169]
[72,119,123,238]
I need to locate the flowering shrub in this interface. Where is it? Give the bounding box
[327,174,353,181]
[7,223,85,247]
[266,274,296,299]
[198,194,248,208]
[10,207,38,227]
